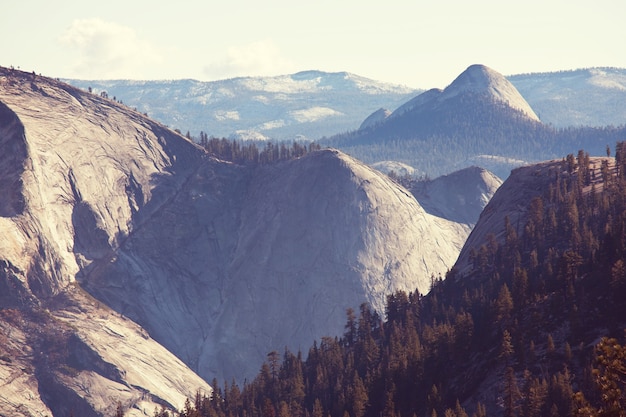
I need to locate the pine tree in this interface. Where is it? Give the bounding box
[496,284,514,327]
[312,399,324,417]
[382,388,396,417]
[590,337,626,416]
[472,402,487,417]
[500,330,514,365]
[344,308,357,347]
[350,372,368,417]
[454,399,468,417]
[503,367,520,417]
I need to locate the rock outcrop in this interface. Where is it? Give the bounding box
[452,157,610,276]
[0,67,484,413]
[83,148,469,381]
[410,166,503,226]
[0,68,210,415]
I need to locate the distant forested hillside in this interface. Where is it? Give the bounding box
[325,93,626,178]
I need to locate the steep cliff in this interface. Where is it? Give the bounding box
[0,68,481,413]
[0,68,210,416]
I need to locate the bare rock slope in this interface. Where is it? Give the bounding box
[0,68,479,413]
[0,69,210,416]
[410,166,503,226]
[84,148,470,381]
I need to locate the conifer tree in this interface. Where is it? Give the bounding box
[503,367,520,417]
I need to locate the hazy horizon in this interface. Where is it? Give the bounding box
[2,0,626,89]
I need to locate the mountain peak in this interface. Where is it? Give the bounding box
[448,64,502,87]
[359,107,392,130]
[442,64,540,121]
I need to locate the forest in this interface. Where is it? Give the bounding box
[194,134,321,165]
[167,144,626,417]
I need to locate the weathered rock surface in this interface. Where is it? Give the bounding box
[0,68,490,413]
[0,68,209,415]
[410,166,503,226]
[0,287,211,417]
[83,148,470,381]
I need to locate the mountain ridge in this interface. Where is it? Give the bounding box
[182,102,626,417]
[0,67,497,414]
[509,67,626,127]
[439,64,539,121]
[175,150,626,417]
[63,66,626,145]
[326,64,626,179]
[81,147,472,382]
[326,64,553,178]
[359,64,541,132]
[64,70,418,141]
[0,67,212,416]
[355,64,540,135]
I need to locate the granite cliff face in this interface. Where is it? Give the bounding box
[82,148,470,382]
[410,166,503,227]
[0,68,210,416]
[0,68,489,414]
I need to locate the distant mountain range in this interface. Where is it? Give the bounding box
[509,67,626,127]
[327,65,626,178]
[65,71,418,141]
[65,67,626,142]
[65,66,626,179]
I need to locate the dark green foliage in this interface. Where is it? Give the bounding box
[180,146,626,417]
[196,134,321,165]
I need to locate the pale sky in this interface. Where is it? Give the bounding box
[2,0,625,89]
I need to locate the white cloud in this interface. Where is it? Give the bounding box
[59,18,164,79]
[203,40,295,79]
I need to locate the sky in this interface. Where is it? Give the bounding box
[2,0,626,89]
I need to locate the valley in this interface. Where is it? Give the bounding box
[1,63,625,416]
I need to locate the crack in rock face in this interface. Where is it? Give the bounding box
[0,101,27,218]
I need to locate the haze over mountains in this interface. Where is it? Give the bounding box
[66,71,418,142]
[328,65,626,178]
[510,67,626,127]
[67,66,626,179]
[65,67,626,133]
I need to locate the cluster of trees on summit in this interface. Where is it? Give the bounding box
[168,144,626,417]
[192,133,321,165]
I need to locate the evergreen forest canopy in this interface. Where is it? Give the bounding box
[193,133,322,165]
[164,144,626,417]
